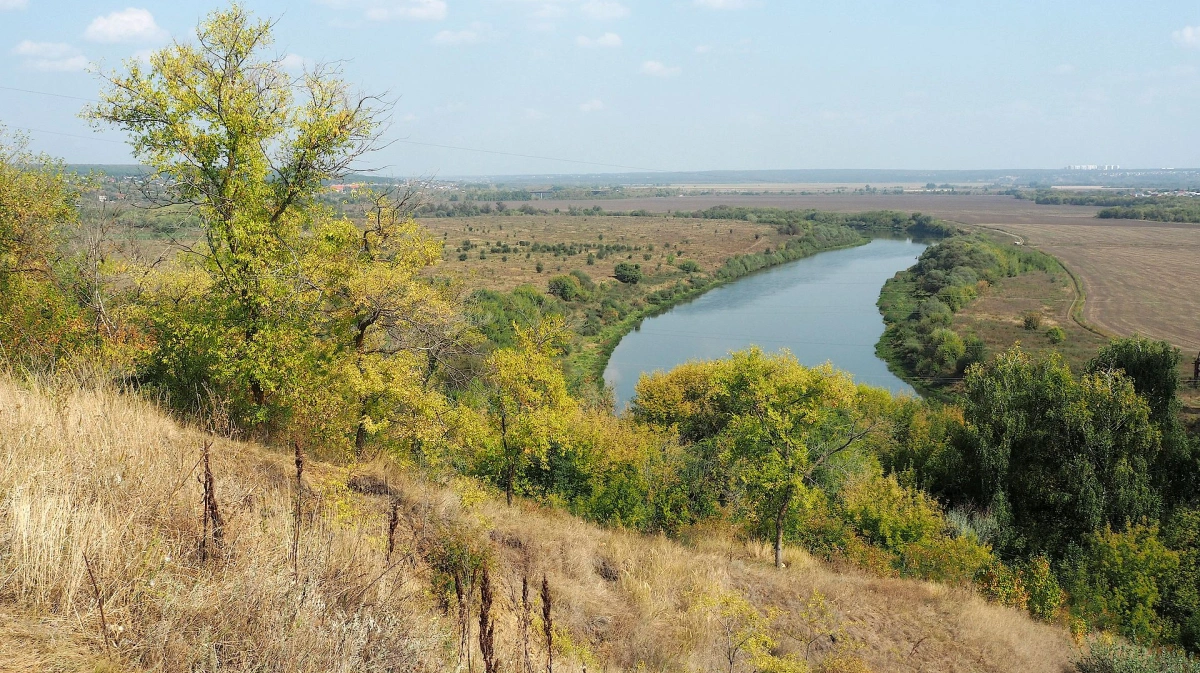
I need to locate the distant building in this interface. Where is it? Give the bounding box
[529,190,554,200]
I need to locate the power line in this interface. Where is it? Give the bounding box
[2,82,669,172]
[0,85,96,102]
[15,127,127,144]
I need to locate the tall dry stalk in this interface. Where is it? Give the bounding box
[542,575,553,673]
[479,565,498,673]
[386,499,400,561]
[522,573,534,673]
[292,440,304,578]
[83,553,111,657]
[199,440,225,562]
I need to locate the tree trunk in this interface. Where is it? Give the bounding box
[354,413,367,458]
[775,485,794,569]
[501,414,515,506]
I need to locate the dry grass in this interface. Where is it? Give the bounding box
[419,214,790,293]
[0,376,447,672]
[953,271,1109,374]
[0,377,1078,672]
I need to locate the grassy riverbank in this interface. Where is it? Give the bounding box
[874,229,1095,397]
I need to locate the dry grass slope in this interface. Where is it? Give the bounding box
[0,377,1077,672]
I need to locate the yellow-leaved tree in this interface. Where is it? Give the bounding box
[485,316,578,505]
[0,128,89,362]
[86,5,456,455]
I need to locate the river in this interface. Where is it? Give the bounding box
[603,238,928,409]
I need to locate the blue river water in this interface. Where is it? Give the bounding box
[603,238,927,410]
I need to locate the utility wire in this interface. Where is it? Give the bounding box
[2,83,668,172]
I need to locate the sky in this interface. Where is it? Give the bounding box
[1,0,1199,176]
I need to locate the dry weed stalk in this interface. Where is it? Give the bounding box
[386,498,400,561]
[198,439,225,562]
[521,573,534,673]
[292,440,304,578]
[479,564,498,673]
[83,553,111,657]
[541,575,553,673]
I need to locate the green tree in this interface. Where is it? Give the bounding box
[613,262,642,284]
[634,348,881,568]
[87,5,385,426]
[485,317,578,505]
[962,346,1162,558]
[0,129,90,362]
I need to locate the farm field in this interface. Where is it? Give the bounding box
[952,270,1109,374]
[418,213,791,293]
[980,221,1200,354]
[544,192,1199,351]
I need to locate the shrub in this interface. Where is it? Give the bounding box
[613,262,643,284]
[547,275,584,301]
[977,559,1029,611]
[1075,638,1200,673]
[535,261,544,273]
[1066,525,1181,645]
[1023,311,1043,330]
[458,252,468,261]
[1047,326,1067,344]
[676,259,701,273]
[1023,555,1066,622]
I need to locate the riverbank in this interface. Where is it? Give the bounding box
[873,229,1100,397]
[570,224,868,390]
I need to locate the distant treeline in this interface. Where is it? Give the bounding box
[1021,190,1200,223]
[675,206,958,237]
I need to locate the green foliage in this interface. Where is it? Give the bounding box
[1023,312,1043,330]
[1048,326,1067,344]
[547,274,586,301]
[1066,525,1181,646]
[1075,639,1200,673]
[1024,555,1066,622]
[676,259,701,273]
[0,129,98,364]
[1088,337,1181,424]
[962,346,1162,558]
[613,261,642,284]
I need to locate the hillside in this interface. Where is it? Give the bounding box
[0,376,1076,672]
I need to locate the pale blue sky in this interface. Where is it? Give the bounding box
[1,0,1198,175]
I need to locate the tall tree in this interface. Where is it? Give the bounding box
[963,346,1162,558]
[633,348,881,568]
[87,4,386,425]
[0,128,88,362]
[485,317,577,505]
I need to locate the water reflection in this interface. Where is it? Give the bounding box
[603,238,927,409]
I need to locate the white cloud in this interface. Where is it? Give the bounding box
[641,60,680,77]
[366,0,447,21]
[579,99,604,112]
[694,44,712,54]
[0,0,28,10]
[321,0,447,21]
[1173,25,1200,49]
[524,108,549,120]
[280,53,315,72]
[84,8,168,44]
[694,0,756,8]
[576,32,621,48]
[432,22,494,45]
[12,40,89,71]
[1053,63,1076,75]
[398,112,418,122]
[581,1,629,19]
